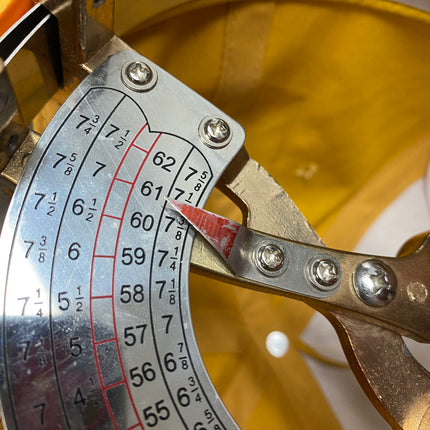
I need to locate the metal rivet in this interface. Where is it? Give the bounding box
[199,117,232,149]
[127,62,152,84]
[256,244,285,275]
[407,281,428,304]
[354,260,397,307]
[307,257,340,291]
[312,259,339,287]
[205,118,230,143]
[122,61,157,92]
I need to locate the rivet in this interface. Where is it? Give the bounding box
[255,244,286,276]
[199,117,231,149]
[307,256,340,291]
[311,259,339,288]
[354,260,396,307]
[122,61,157,92]
[407,281,428,304]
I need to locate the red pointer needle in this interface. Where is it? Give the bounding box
[167,199,241,261]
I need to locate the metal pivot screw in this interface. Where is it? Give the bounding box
[122,61,157,92]
[310,258,340,290]
[354,260,397,307]
[127,62,152,84]
[256,244,285,276]
[199,117,231,149]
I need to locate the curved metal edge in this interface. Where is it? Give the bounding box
[327,311,430,430]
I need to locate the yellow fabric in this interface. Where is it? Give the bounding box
[118,0,430,226]
[112,0,430,428]
[323,132,430,249]
[0,0,33,35]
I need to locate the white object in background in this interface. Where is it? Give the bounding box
[266,331,290,358]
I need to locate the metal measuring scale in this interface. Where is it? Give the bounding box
[0,2,429,429]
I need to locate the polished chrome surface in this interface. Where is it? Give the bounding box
[256,244,285,274]
[353,259,397,307]
[308,258,340,289]
[198,117,232,149]
[121,61,157,93]
[0,50,244,429]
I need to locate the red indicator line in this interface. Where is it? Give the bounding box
[91,294,113,300]
[153,132,162,147]
[126,424,142,430]
[90,123,158,430]
[131,143,149,153]
[115,177,133,185]
[104,396,120,430]
[103,380,125,391]
[94,337,116,346]
[107,129,162,430]
[87,125,151,430]
[103,214,122,220]
[169,200,240,260]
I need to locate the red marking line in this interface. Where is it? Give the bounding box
[170,200,241,259]
[94,337,116,345]
[103,214,122,221]
[91,294,113,300]
[115,178,133,185]
[131,143,149,153]
[126,424,142,430]
[94,254,114,259]
[90,123,161,430]
[104,380,126,391]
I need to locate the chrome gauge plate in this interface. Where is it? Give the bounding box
[0,51,244,429]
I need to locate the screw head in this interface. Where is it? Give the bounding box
[256,244,285,276]
[127,62,152,84]
[308,257,340,291]
[122,61,157,92]
[205,118,230,143]
[354,260,397,307]
[199,117,232,149]
[313,259,339,287]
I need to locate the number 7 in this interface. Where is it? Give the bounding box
[24,240,34,258]
[33,402,46,425]
[17,297,30,316]
[162,314,173,334]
